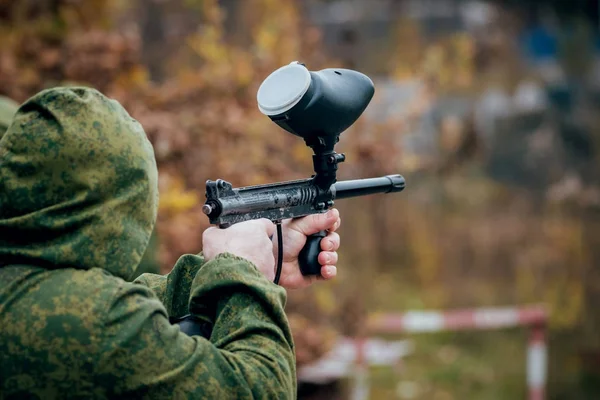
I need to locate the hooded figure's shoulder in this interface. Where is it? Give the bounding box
[0,264,165,399]
[0,265,155,339]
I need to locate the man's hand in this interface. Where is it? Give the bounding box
[273,208,341,289]
[203,219,277,280]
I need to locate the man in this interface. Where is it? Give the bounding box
[0,87,341,399]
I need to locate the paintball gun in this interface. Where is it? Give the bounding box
[201,61,406,282]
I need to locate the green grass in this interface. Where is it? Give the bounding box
[351,330,528,400]
[334,265,533,400]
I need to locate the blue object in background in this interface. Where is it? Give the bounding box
[520,25,558,63]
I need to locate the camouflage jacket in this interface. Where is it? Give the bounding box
[0,88,296,399]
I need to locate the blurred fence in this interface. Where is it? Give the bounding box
[298,304,549,400]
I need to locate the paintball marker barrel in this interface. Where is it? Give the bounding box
[334,175,405,199]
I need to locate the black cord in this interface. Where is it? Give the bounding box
[274,223,283,285]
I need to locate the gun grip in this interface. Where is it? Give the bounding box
[299,230,327,276]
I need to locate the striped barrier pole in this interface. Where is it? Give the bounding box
[363,305,548,400]
[351,336,370,400]
[367,305,547,333]
[527,323,547,400]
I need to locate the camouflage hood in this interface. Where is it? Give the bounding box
[0,87,158,280]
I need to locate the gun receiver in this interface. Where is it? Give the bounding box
[202,62,406,279]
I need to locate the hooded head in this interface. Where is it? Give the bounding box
[0,95,19,138]
[0,87,158,281]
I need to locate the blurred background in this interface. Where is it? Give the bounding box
[1,0,600,398]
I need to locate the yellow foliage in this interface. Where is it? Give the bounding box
[247,0,301,64]
[547,279,583,328]
[405,210,446,308]
[158,175,200,216]
[114,65,149,89]
[389,20,476,94]
[311,284,338,317]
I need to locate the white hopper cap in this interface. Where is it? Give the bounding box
[257,61,311,116]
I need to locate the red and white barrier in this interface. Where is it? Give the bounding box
[297,336,414,383]
[350,305,549,400]
[366,305,547,333]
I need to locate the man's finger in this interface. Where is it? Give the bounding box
[331,217,341,232]
[256,218,277,237]
[321,232,340,251]
[318,251,338,266]
[290,208,340,236]
[321,265,337,279]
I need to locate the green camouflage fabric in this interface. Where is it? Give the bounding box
[0,95,19,138]
[0,87,296,399]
